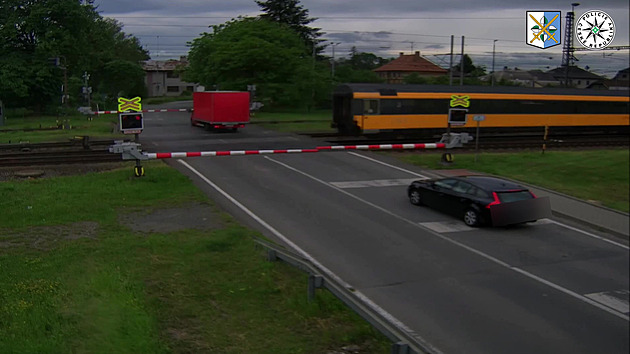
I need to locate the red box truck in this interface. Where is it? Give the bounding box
[190,91,250,131]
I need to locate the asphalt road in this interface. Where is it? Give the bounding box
[139,104,629,354]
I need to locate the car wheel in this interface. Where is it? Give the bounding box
[464,208,481,227]
[409,189,423,205]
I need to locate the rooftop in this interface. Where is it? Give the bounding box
[374,51,447,74]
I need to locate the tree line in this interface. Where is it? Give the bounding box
[1,0,489,112]
[0,0,148,111]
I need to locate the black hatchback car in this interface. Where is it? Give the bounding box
[407,176,551,227]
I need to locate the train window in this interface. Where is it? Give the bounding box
[363,100,379,114]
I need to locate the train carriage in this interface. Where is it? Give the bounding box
[332,84,629,136]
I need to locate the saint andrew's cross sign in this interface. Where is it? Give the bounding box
[118,97,142,112]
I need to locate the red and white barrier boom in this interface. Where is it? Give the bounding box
[109,133,472,162]
[92,109,190,115]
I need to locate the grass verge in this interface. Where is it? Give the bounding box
[395,149,629,212]
[0,113,124,144]
[0,162,389,353]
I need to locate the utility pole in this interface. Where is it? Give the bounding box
[491,39,498,87]
[449,35,454,86]
[562,3,580,87]
[83,71,91,108]
[331,42,340,78]
[460,36,465,86]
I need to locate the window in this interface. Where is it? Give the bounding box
[496,191,533,202]
[363,99,379,114]
[167,86,180,93]
[166,71,179,78]
[434,179,458,189]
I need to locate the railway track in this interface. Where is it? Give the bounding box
[1,132,627,167]
[0,149,122,167]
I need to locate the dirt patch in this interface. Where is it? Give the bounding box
[0,162,127,182]
[118,203,223,234]
[0,221,99,250]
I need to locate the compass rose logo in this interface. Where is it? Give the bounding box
[576,10,615,50]
[526,11,561,49]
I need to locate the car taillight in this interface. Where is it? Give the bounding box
[486,192,501,209]
[530,191,538,198]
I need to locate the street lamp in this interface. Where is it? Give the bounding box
[330,42,340,78]
[491,39,498,87]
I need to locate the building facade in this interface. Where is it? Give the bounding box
[143,56,199,97]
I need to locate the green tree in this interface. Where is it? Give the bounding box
[255,0,323,53]
[346,47,390,70]
[453,54,486,77]
[0,0,148,110]
[185,17,325,108]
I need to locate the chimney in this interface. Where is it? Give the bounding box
[399,52,404,57]
[415,51,420,57]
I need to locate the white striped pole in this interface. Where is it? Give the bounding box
[144,143,446,159]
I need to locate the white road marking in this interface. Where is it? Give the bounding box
[420,219,553,234]
[265,156,630,321]
[176,159,440,353]
[330,178,419,189]
[547,219,629,250]
[346,151,431,179]
[585,290,630,314]
[419,221,475,233]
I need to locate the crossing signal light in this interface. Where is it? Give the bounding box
[119,112,144,134]
[448,108,468,125]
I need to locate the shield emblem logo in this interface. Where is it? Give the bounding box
[527,11,562,49]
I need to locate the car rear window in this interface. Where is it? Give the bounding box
[496,190,533,202]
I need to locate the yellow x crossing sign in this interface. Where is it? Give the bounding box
[450,95,470,108]
[118,97,142,112]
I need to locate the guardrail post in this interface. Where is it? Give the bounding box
[267,249,277,262]
[308,274,324,302]
[391,341,410,354]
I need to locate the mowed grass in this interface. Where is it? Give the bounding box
[396,149,630,212]
[251,109,334,132]
[1,114,124,143]
[0,162,389,353]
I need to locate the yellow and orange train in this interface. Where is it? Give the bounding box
[332,84,629,135]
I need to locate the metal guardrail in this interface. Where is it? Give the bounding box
[253,238,439,354]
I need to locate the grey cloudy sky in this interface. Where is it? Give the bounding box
[94,0,629,77]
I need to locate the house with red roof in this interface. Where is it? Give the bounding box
[373,51,447,84]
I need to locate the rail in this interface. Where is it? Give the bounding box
[253,237,439,354]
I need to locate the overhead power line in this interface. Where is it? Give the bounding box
[111,15,522,20]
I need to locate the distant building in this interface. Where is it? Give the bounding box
[484,68,559,87]
[373,51,447,84]
[143,56,199,97]
[546,66,604,89]
[604,67,630,90]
